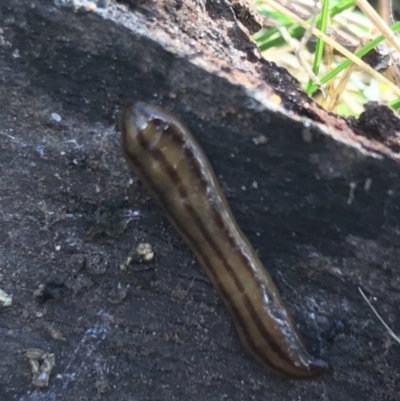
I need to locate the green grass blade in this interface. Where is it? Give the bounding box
[306,0,330,92]
[389,97,400,110]
[255,0,355,52]
[306,20,400,95]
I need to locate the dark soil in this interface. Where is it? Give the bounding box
[0,1,400,400]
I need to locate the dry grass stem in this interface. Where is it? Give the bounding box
[261,0,400,96]
[358,287,400,345]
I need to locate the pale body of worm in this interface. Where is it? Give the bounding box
[119,102,328,379]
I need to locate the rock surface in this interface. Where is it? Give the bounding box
[0,0,399,400]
